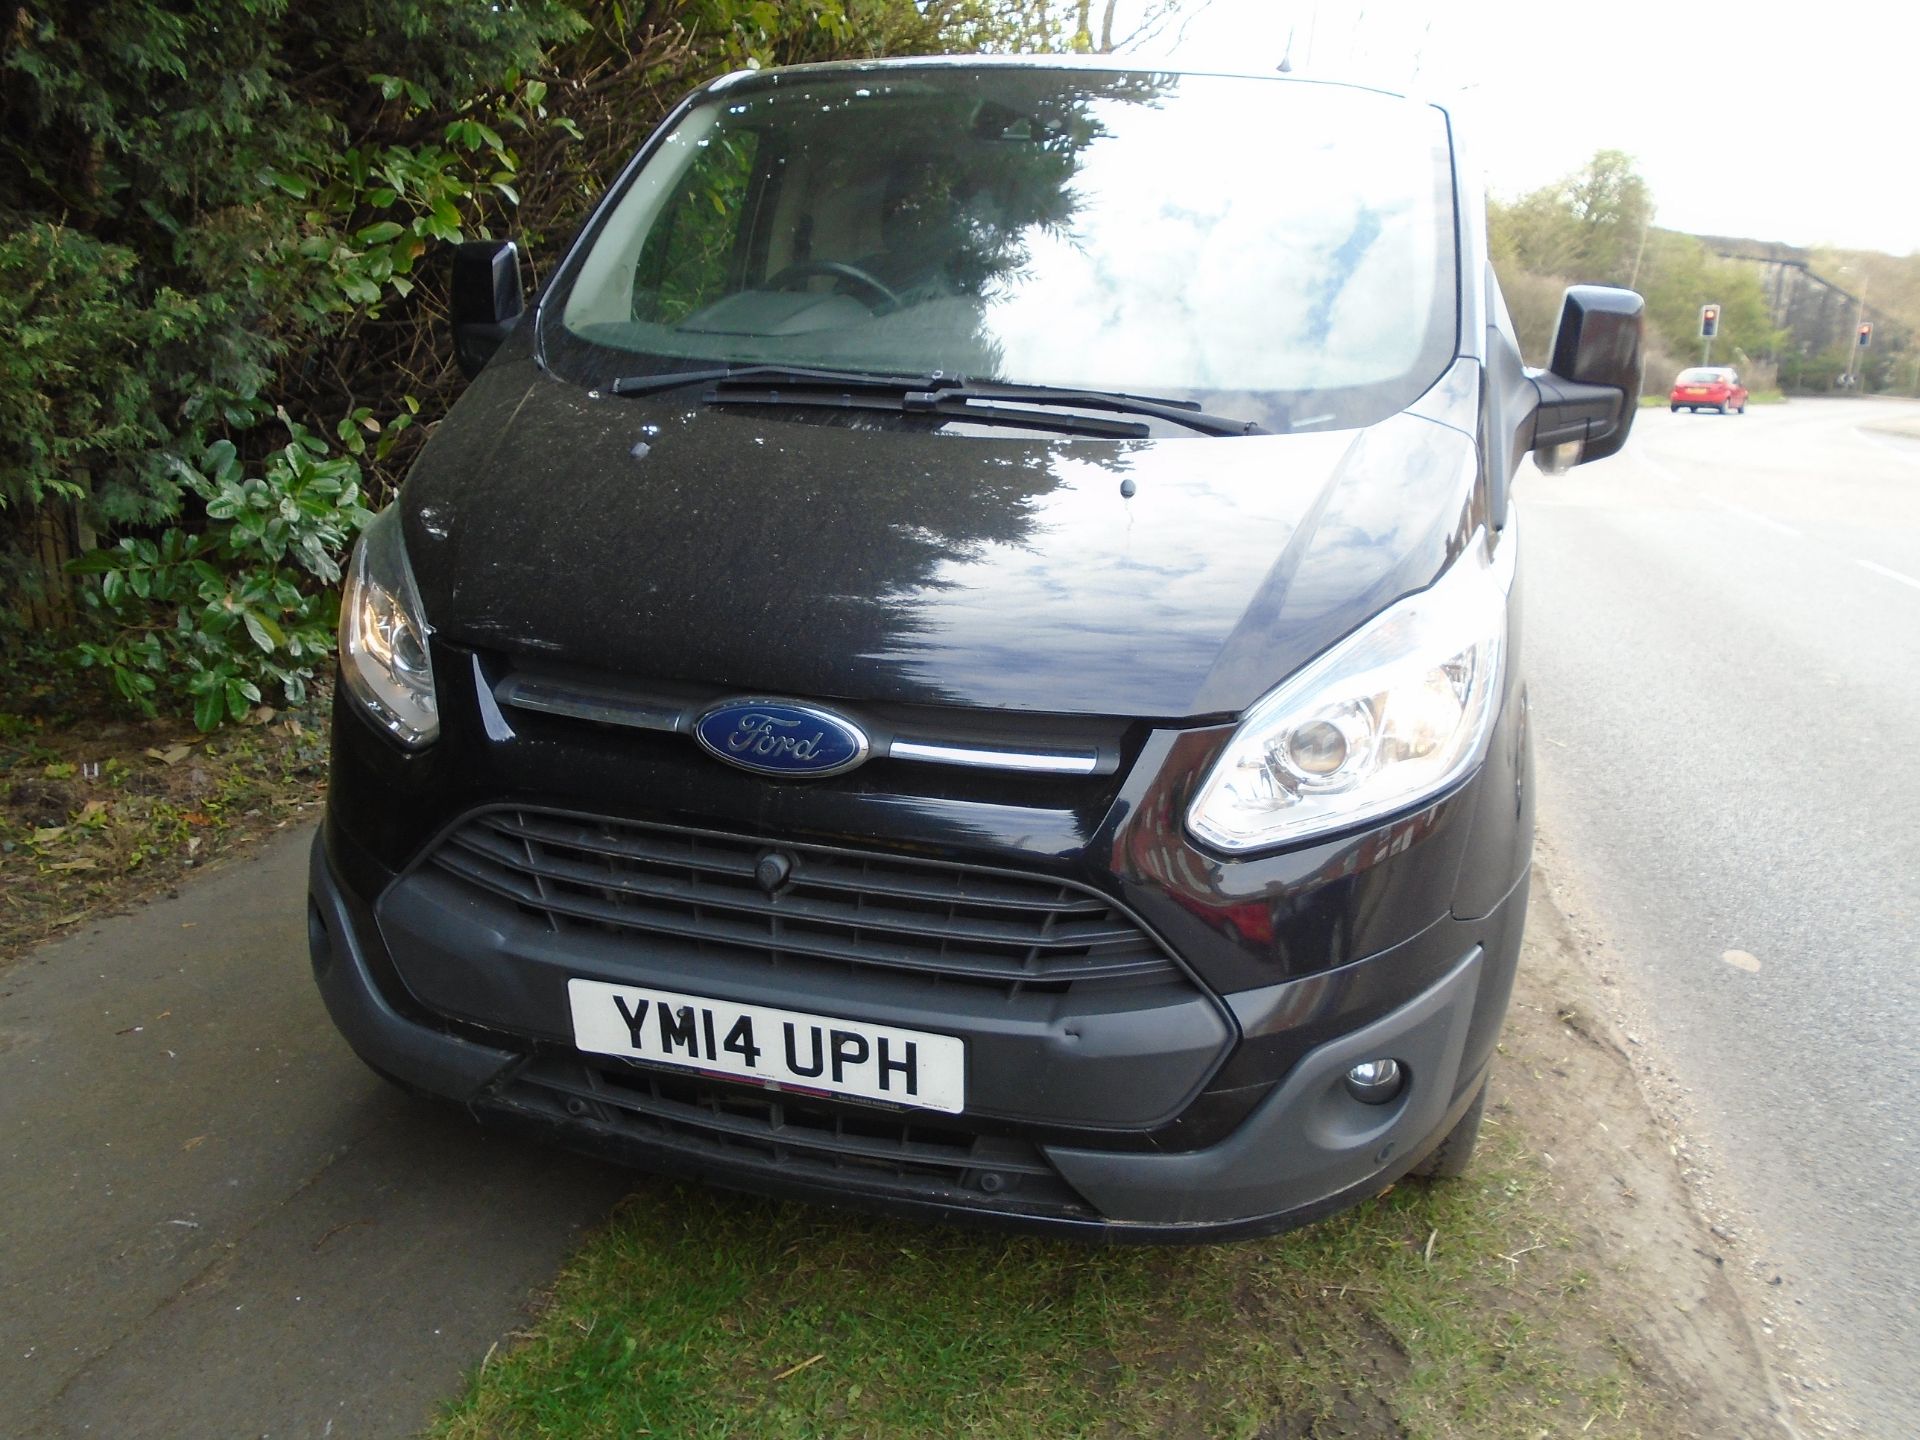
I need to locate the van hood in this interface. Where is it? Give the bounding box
[401,362,1478,719]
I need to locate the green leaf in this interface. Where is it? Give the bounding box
[355,220,406,245]
[206,439,239,485]
[193,686,225,733]
[226,678,261,720]
[243,610,284,654]
[67,549,125,576]
[267,170,309,198]
[426,195,463,243]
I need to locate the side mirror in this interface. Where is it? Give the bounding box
[450,240,525,379]
[1531,285,1645,471]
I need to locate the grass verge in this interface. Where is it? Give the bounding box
[0,685,330,964]
[431,1110,1655,1440]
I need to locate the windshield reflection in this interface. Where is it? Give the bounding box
[549,66,1458,433]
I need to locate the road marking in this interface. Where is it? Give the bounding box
[1699,495,1802,538]
[1722,950,1762,974]
[1856,558,1920,592]
[1853,427,1920,465]
[1635,451,1685,486]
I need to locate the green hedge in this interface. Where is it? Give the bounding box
[2,0,1050,723]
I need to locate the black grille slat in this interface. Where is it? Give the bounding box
[445,825,1143,952]
[426,808,1181,992]
[502,1056,1094,1216]
[480,810,1113,917]
[432,843,1169,984]
[577,1068,1056,1176]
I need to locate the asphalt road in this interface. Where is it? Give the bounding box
[1522,397,1920,1434]
[0,829,631,1438]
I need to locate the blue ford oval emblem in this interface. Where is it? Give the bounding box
[693,699,870,778]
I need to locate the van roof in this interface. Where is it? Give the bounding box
[705,53,1418,105]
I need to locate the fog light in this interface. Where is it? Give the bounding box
[1344,1058,1404,1104]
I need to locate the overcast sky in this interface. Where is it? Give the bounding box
[1148,0,1918,257]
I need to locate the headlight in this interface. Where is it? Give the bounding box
[339,505,439,747]
[1186,530,1509,852]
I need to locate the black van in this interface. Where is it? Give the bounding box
[308,57,1643,1239]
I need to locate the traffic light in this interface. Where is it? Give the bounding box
[1700,304,1720,339]
[1858,322,1872,348]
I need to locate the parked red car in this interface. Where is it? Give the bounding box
[1669,366,1747,414]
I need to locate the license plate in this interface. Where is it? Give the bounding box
[567,979,966,1113]
[1685,387,1706,395]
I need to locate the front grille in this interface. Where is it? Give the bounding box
[499,1054,1095,1216]
[427,808,1179,994]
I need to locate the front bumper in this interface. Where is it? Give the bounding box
[309,821,1524,1240]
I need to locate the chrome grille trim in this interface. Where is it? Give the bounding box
[491,676,1111,776]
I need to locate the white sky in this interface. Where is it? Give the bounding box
[1146,0,1919,257]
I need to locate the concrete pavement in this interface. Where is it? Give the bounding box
[0,826,630,1438]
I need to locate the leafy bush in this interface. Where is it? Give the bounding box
[1,1,584,535]
[3,0,1055,727]
[70,426,370,731]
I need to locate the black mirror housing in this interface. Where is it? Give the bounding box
[1531,284,1645,468]
[451,240,526,379]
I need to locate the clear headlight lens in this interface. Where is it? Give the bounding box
[339,505,439,748]
[1186,531,1509,852]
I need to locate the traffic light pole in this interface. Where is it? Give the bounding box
[1845,276,1869,388]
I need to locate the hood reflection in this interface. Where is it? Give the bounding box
[408,371,1475,719]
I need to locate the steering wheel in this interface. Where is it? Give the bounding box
[767,260,901,314]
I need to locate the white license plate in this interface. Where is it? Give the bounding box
[566,979,966,1114]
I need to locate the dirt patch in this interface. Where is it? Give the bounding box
[1499,876,1797,1437]
[0,688,331,969]
[1532,836,1857,1438]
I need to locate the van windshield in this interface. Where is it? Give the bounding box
[542,67,1459,433]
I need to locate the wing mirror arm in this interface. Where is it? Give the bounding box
[1529,373,1628,471]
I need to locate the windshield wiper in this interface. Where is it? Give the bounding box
[700,384,1153,439]
[903,382,1270,437]
[608,364,943,398]
[610,366,1269,437]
